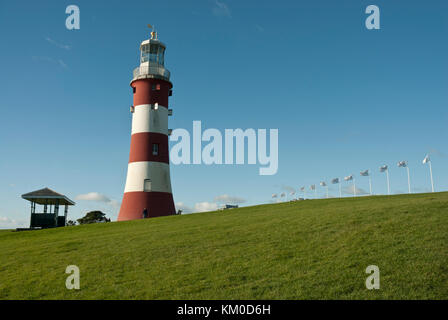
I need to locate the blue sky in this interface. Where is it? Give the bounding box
[0,0,447,228]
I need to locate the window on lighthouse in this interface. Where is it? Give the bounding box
[141,44,149,63]
[152,143,159,156]
[158,47,165,65]
[149,44,159,63]
[144,179,152,192]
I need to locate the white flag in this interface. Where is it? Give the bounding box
[300,187,305,192]
[344,175,353,181]
[272,193,278,198]
[379,165,388,172]
[360,169,369,176]
[320,181,327,187]
[331,178,339,184]
[290,191,295,195]
[310,185,316,190]
[397,160,408,168]
[423,155,430,164]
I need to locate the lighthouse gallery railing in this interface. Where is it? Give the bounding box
[133,65,170,81]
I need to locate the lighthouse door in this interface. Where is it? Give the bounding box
[144,179,152,192]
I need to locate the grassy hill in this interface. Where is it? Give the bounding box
[0,192,447,300]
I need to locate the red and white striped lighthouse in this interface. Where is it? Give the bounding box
[118,28,175,221]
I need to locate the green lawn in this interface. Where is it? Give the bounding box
[0,192,447,299]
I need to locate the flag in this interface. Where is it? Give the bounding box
[379,165,388,172]
[280,192,286,197]
[310,185,316,190]
[344,175,353,181]
[397,160,408,168]
[331,178,339,184]
[360,169,369,176]
[272,193,277,198]
[320,182,327,187]
[290,191,295,195]
[423,155,430,164]
[300,187,305,192]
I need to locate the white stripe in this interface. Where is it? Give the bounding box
[131,104,168,135]
[124,161,172,193]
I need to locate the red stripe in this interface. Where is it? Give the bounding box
[118,191,175,221]
[131,79,172,107]
[129,132,169,164]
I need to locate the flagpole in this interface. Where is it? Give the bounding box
[326,186,329,198]
[406,166,411,193]
[339,182,342,198]
[353,178,356,197]
[369,176,372,195]
[386,170,390,195]
[429,161,434,192]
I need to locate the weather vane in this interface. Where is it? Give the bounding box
[147,24,157,40]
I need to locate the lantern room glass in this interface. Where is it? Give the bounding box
[141,43,165,65]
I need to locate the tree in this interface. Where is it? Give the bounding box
[77,211,111,225]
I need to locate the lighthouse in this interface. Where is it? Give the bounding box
[118,27,175,221]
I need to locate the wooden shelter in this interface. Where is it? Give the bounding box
[22,188,75,229]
